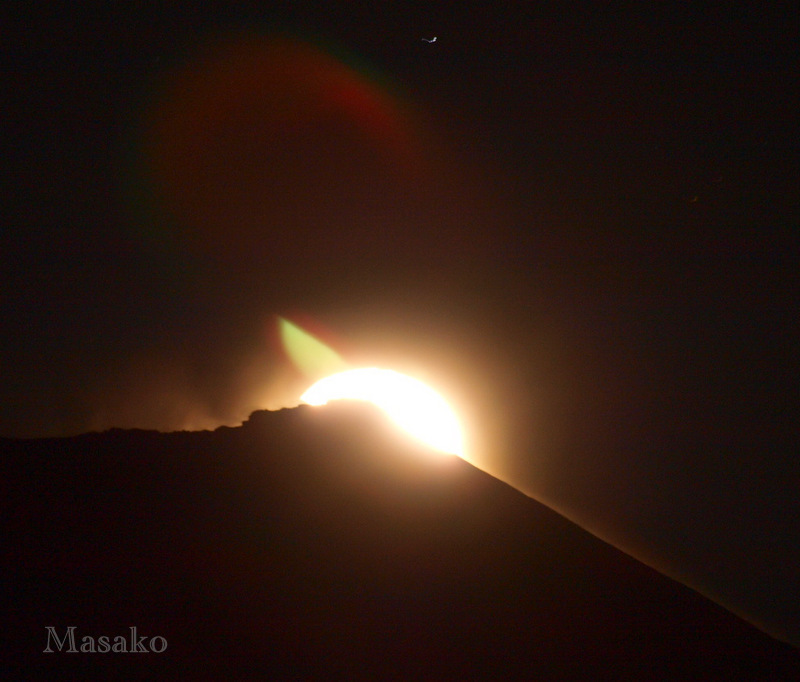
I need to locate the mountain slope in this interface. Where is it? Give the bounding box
[4,403,798,679]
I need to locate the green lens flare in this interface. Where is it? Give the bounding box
[279,317,347,378]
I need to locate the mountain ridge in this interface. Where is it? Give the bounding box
[4,403,798,679]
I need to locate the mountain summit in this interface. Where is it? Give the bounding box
[4,403,798,679]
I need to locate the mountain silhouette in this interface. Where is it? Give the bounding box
[4,402,798,680]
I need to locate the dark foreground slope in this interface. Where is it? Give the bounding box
[4,403,798,680]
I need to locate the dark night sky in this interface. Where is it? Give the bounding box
[3,3,798,644]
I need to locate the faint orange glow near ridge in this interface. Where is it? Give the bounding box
[301,368,465,458]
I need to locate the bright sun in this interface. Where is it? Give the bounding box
[300,368,465,457]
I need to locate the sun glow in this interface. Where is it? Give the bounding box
[301,368,465,457]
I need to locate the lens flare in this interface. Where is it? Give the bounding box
[134,35,425,263]
[301,368,464,457]
[278,316,347,379]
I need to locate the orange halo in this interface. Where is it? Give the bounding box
[139,35,426,261]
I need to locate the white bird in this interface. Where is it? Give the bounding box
[422,37,437,43]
